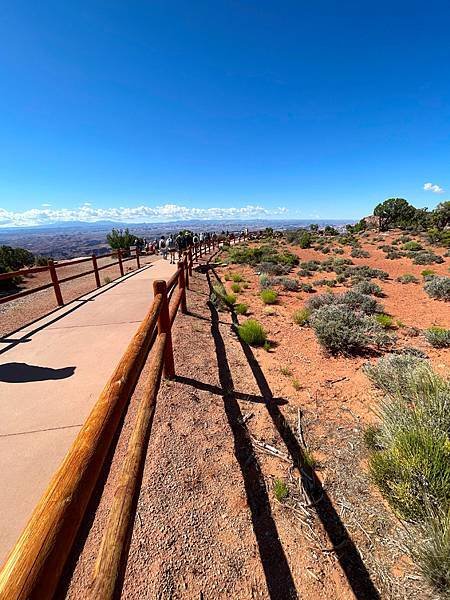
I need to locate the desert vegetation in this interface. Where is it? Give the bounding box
[216,209,449,596]
[364,354,450,597]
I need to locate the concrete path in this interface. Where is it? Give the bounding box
[0,258,177,563]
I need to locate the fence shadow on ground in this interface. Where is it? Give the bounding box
[206,268,380,600]
[204,292,299,600]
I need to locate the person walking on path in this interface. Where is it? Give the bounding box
[159,236,168,260]
[167,236,177,264]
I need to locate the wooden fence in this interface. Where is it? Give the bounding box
[0,234,243,309]
[0,235,244,600]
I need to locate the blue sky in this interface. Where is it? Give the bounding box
[1,1,450,226]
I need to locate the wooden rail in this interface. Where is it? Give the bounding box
[0,234,244,600]
[0,248,142,307]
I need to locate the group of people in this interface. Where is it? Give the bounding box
[137,229,248,265]
[152,231,217,264]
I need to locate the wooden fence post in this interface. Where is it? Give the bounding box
[48,260,64,307]
[183,254,189,290]
[153,280,175,378]
[117,249,124,277]
[177,261,187,314]
[136,247,141,269]
[194,243,198,262]
[188,248,193,276]
[92,255,101,288]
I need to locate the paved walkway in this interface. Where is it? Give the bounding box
[0,258,177,563]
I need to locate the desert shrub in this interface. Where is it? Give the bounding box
[315,278,337,288]
[231,282,241,293]
[211,283,236,310]
[402,240,423,251]
[297,232,312,249]
[425,326,450,348]
[339,290,381,315]
[229,245,298,270]
[237,319,267,346]
[297,268,312,277]
[259,261,292,275]
[293,307,311,326]
[421,269,436,279]
[260,289,278,304]
[344,265,389,282]
[306,293,335,311]
[299,260,321,271]
[369,427,450,520]
[321,246,331,254]
[425,276,450,301]
[351,248,370,258]
[273,479,289,501]
[310,304,390,355]
[364,425,382,451]
[386,249,405,259]
[259,273,271,289]
[397,273,419,284]
[333,247,344,254]
[375,313,394,328]
[407,506,450,597]
[224,273,231,281]
[235,303,248,315]
[280,277,299,291]
[231,273,243,282]
[352,281,383,297]
[299,282,315,293]
[411,251,444,265]
[364,352,450,594]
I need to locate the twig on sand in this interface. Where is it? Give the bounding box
[250,436,292,463]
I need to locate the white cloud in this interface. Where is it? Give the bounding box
[423,182,444,193]
[0,203,289,227]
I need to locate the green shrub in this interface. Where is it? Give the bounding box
[299,282,315,293]
[273,478,289,502]
[280,366,292,376]
[297,231,312,249]
[260,289,278,304]
[292,378,302,390]
[237,319,267,346]
[369,427,450,520]
[425,276,450,301]
[425,326,450,348]
[364,353,450,596]
[235,303,248,315]
[421,269,436,279]
[375,313,394,328]
[231,273,243,282]
[293,307,311,326]
[402,240,423,251]
[231,282,241,293]
[211,283,236,309]
[397,273,419,284]
[310,304,390,355]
